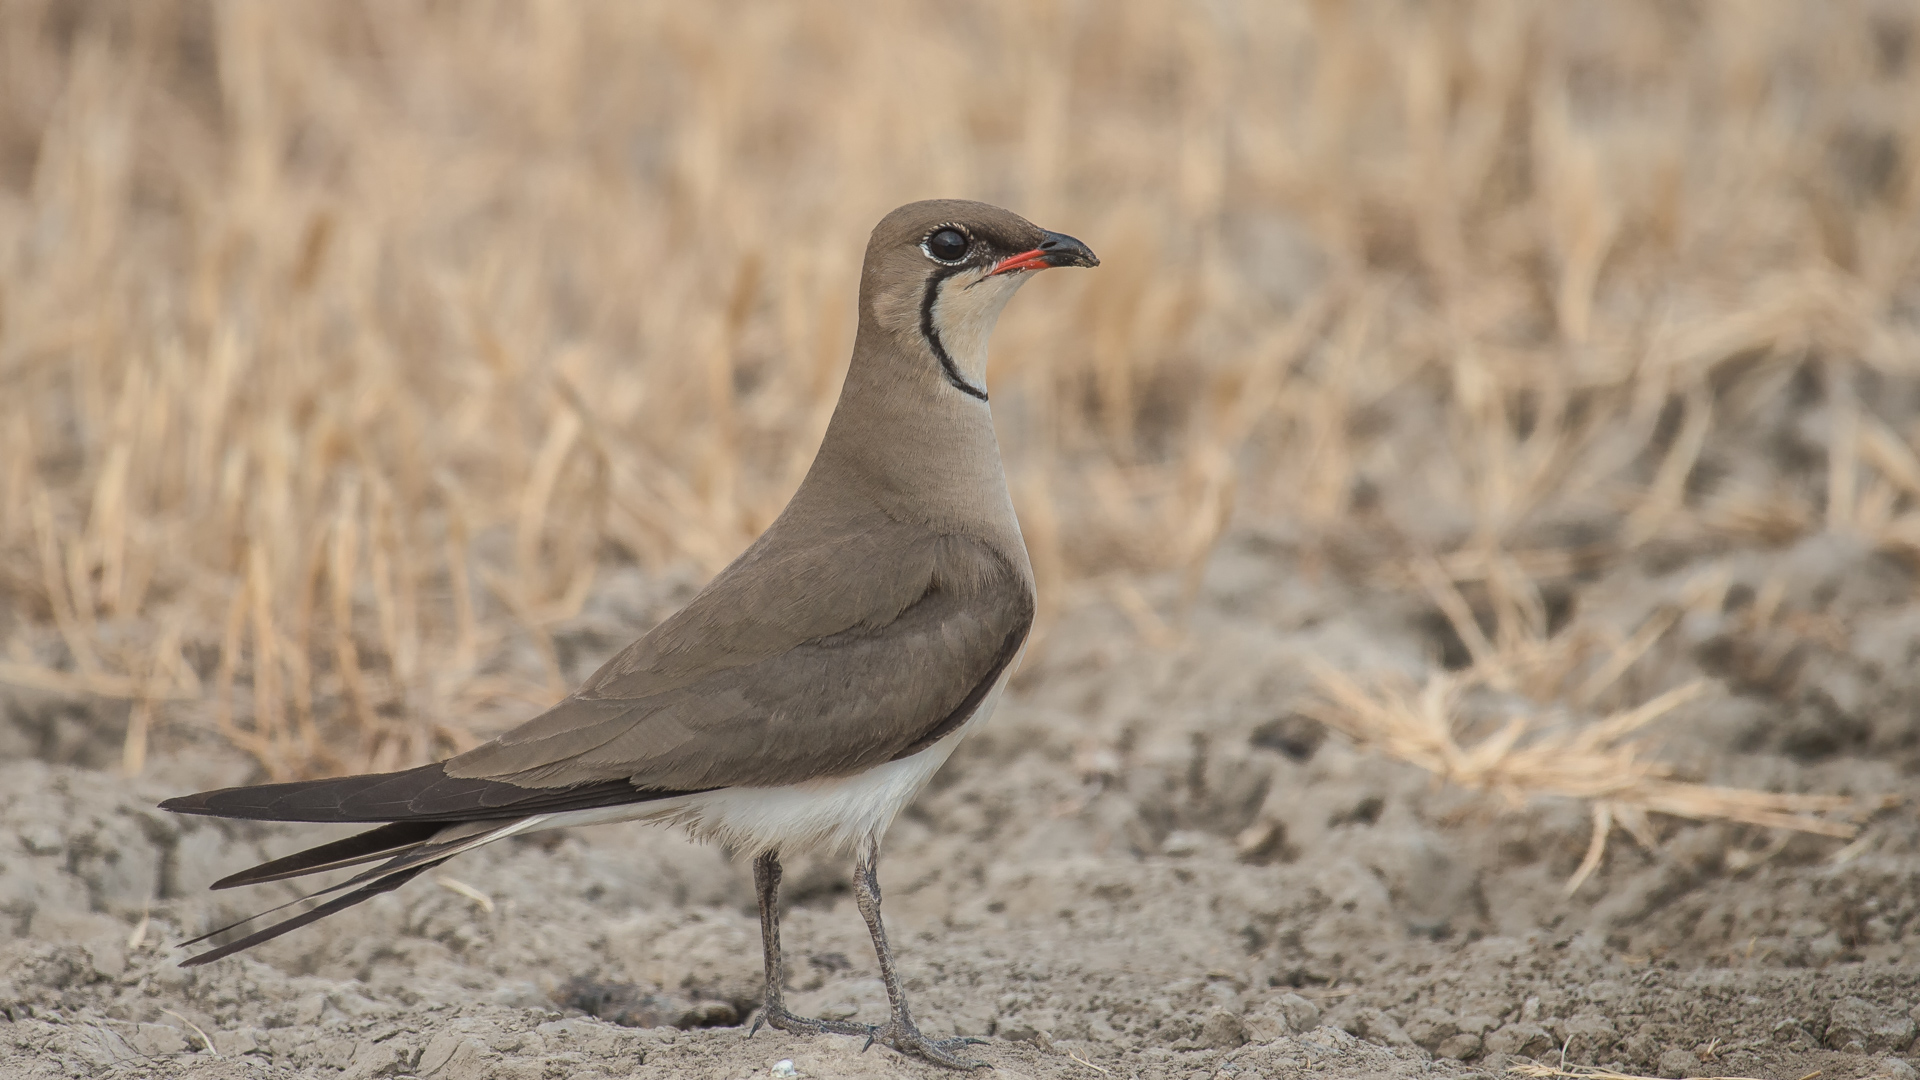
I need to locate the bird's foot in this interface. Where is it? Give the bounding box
[749,1003,869,1039]
[862,1017,991,1070]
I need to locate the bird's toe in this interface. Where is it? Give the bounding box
[863,1019,992,1069]
[751,1004,869,1040]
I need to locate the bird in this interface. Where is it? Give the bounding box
[160,199,1098,1069]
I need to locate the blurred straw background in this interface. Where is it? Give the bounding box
[0,2,1915,855]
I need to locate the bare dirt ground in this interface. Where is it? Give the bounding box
[7,527,1920,1080]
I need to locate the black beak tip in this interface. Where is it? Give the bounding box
[1038,229,1099,269]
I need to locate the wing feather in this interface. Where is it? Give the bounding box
[209,821,444,889]
[160,762,698,823]
[446,531,1033,790]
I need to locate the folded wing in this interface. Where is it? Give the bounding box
[444,527,1033,791]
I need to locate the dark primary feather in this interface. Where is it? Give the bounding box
[208,820,444,889]
[158,762,695,823]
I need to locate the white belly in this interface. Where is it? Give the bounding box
[522,664,1014,858]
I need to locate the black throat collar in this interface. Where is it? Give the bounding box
[918,267,989,402]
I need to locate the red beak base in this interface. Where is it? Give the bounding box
[988,248,1053,277]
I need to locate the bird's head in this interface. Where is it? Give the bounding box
[858,199,1098,401]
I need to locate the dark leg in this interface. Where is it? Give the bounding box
[851,845,989,1069]
[748,850,867,1038]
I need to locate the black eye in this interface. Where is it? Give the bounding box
[925,227,969,262]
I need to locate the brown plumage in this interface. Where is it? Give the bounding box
[162,199,1097,1068]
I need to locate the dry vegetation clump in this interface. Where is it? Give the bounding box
[0,2,1916,860]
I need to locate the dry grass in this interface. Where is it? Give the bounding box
[1306,548,1886,891]
[1,0,1917,875]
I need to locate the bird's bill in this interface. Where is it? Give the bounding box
[988,229,1100,276]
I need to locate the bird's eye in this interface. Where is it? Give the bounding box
[925,227,969,263]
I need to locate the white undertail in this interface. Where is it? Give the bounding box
[515,659,1018,858]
